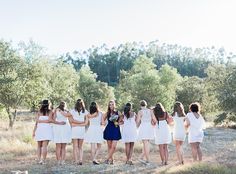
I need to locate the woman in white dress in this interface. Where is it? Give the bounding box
[33,100,54,164]
[185,102,206,161]
[53,101,73,165]
[136,100,156,165]
[68,99,89,165]
[152,102,173,165]
[171,102,186,165]
[84,102,104,165]
[121,103,137,165]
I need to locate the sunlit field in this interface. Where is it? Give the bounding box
[1,113,236,174]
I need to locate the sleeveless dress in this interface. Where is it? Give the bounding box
[85,112,104,143]
[138,108,155,140]
[173,112,186,141]
[53,111,72,143]
[122,113,138,143]
[70,109,89,139]
[103,111,121,140]
[155,113,172,145]
[35,115,53,141]
[187,112,206,143]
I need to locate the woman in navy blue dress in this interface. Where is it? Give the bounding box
[103,100,122,164]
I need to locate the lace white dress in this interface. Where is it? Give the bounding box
[138,108,155,140]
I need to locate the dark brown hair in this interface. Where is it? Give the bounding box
[124,103,132,119]
[90,102,98,114]
[75,99,85,113]
[58,101,66,111]
[39,100,51,115]
[189,102,201,113]
[140,100,147,107]
[153,102,166,120]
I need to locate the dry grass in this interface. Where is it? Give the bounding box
[0,114,236,174]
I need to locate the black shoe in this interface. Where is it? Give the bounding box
[93,160,100,165]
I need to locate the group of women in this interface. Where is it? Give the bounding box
[33,99,206,166]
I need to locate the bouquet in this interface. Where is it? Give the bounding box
[109,114,119,127]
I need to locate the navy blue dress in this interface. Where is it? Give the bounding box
[103,111,121,140]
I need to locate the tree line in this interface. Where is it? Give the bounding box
[0,39,235,128]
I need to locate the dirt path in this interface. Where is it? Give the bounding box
[1,126,236,174]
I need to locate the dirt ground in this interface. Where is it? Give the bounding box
[0,121,236,174]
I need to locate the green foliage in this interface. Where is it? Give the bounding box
[78,66,114,110]
[0,40,32,127]
[116,56,181,112]
[176,76,218,115]
[48,61,79,107]
[1,39,236,127]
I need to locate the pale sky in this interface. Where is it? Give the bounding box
[0,0,236,55]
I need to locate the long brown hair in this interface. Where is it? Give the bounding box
[153,102,165,119]
[58,101,66,111]
[39,100,51,115]
[124,103,132,119]
[172,101,186,117]
[153,102,166,126]
[107,100,116,118]
[75,99,85,113]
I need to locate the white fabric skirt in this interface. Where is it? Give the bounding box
[84,125,104,143]
[35,123,53,141]
[155,121,172,145]
[138,122,155,140]
[53,124,72,143]
[71,126,86,139]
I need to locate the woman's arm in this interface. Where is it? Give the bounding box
[166,112,173,125]
[52,109,66,125]
[101,112,107,126]
[118,112,124,125]
[151,110,157,126]
[136,110,142,127]
[87,112,98,119]
[60,110,72,117]
[32,113,39,137]
[184,117,190,127]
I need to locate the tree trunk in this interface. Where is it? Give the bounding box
[6,107,16,129]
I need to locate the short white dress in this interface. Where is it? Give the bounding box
[155,119,172,145]
[70,109,89,139]
[84,112,104,143]
[122,113,138,143]
[187,112,206,143]
[173,112,186,141]
[35,115,53,141]
[138,108,155,140]
[53,111,72,143]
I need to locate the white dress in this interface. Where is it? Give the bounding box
[84,112,104,143]
[53,111,72,143]
[122,113,138,143]
[173,112,186,141]
[70,109,89,139]
[138,108,155,140]
[155,119,172,145]
[35,115,53,141]
[187,112,206,143]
